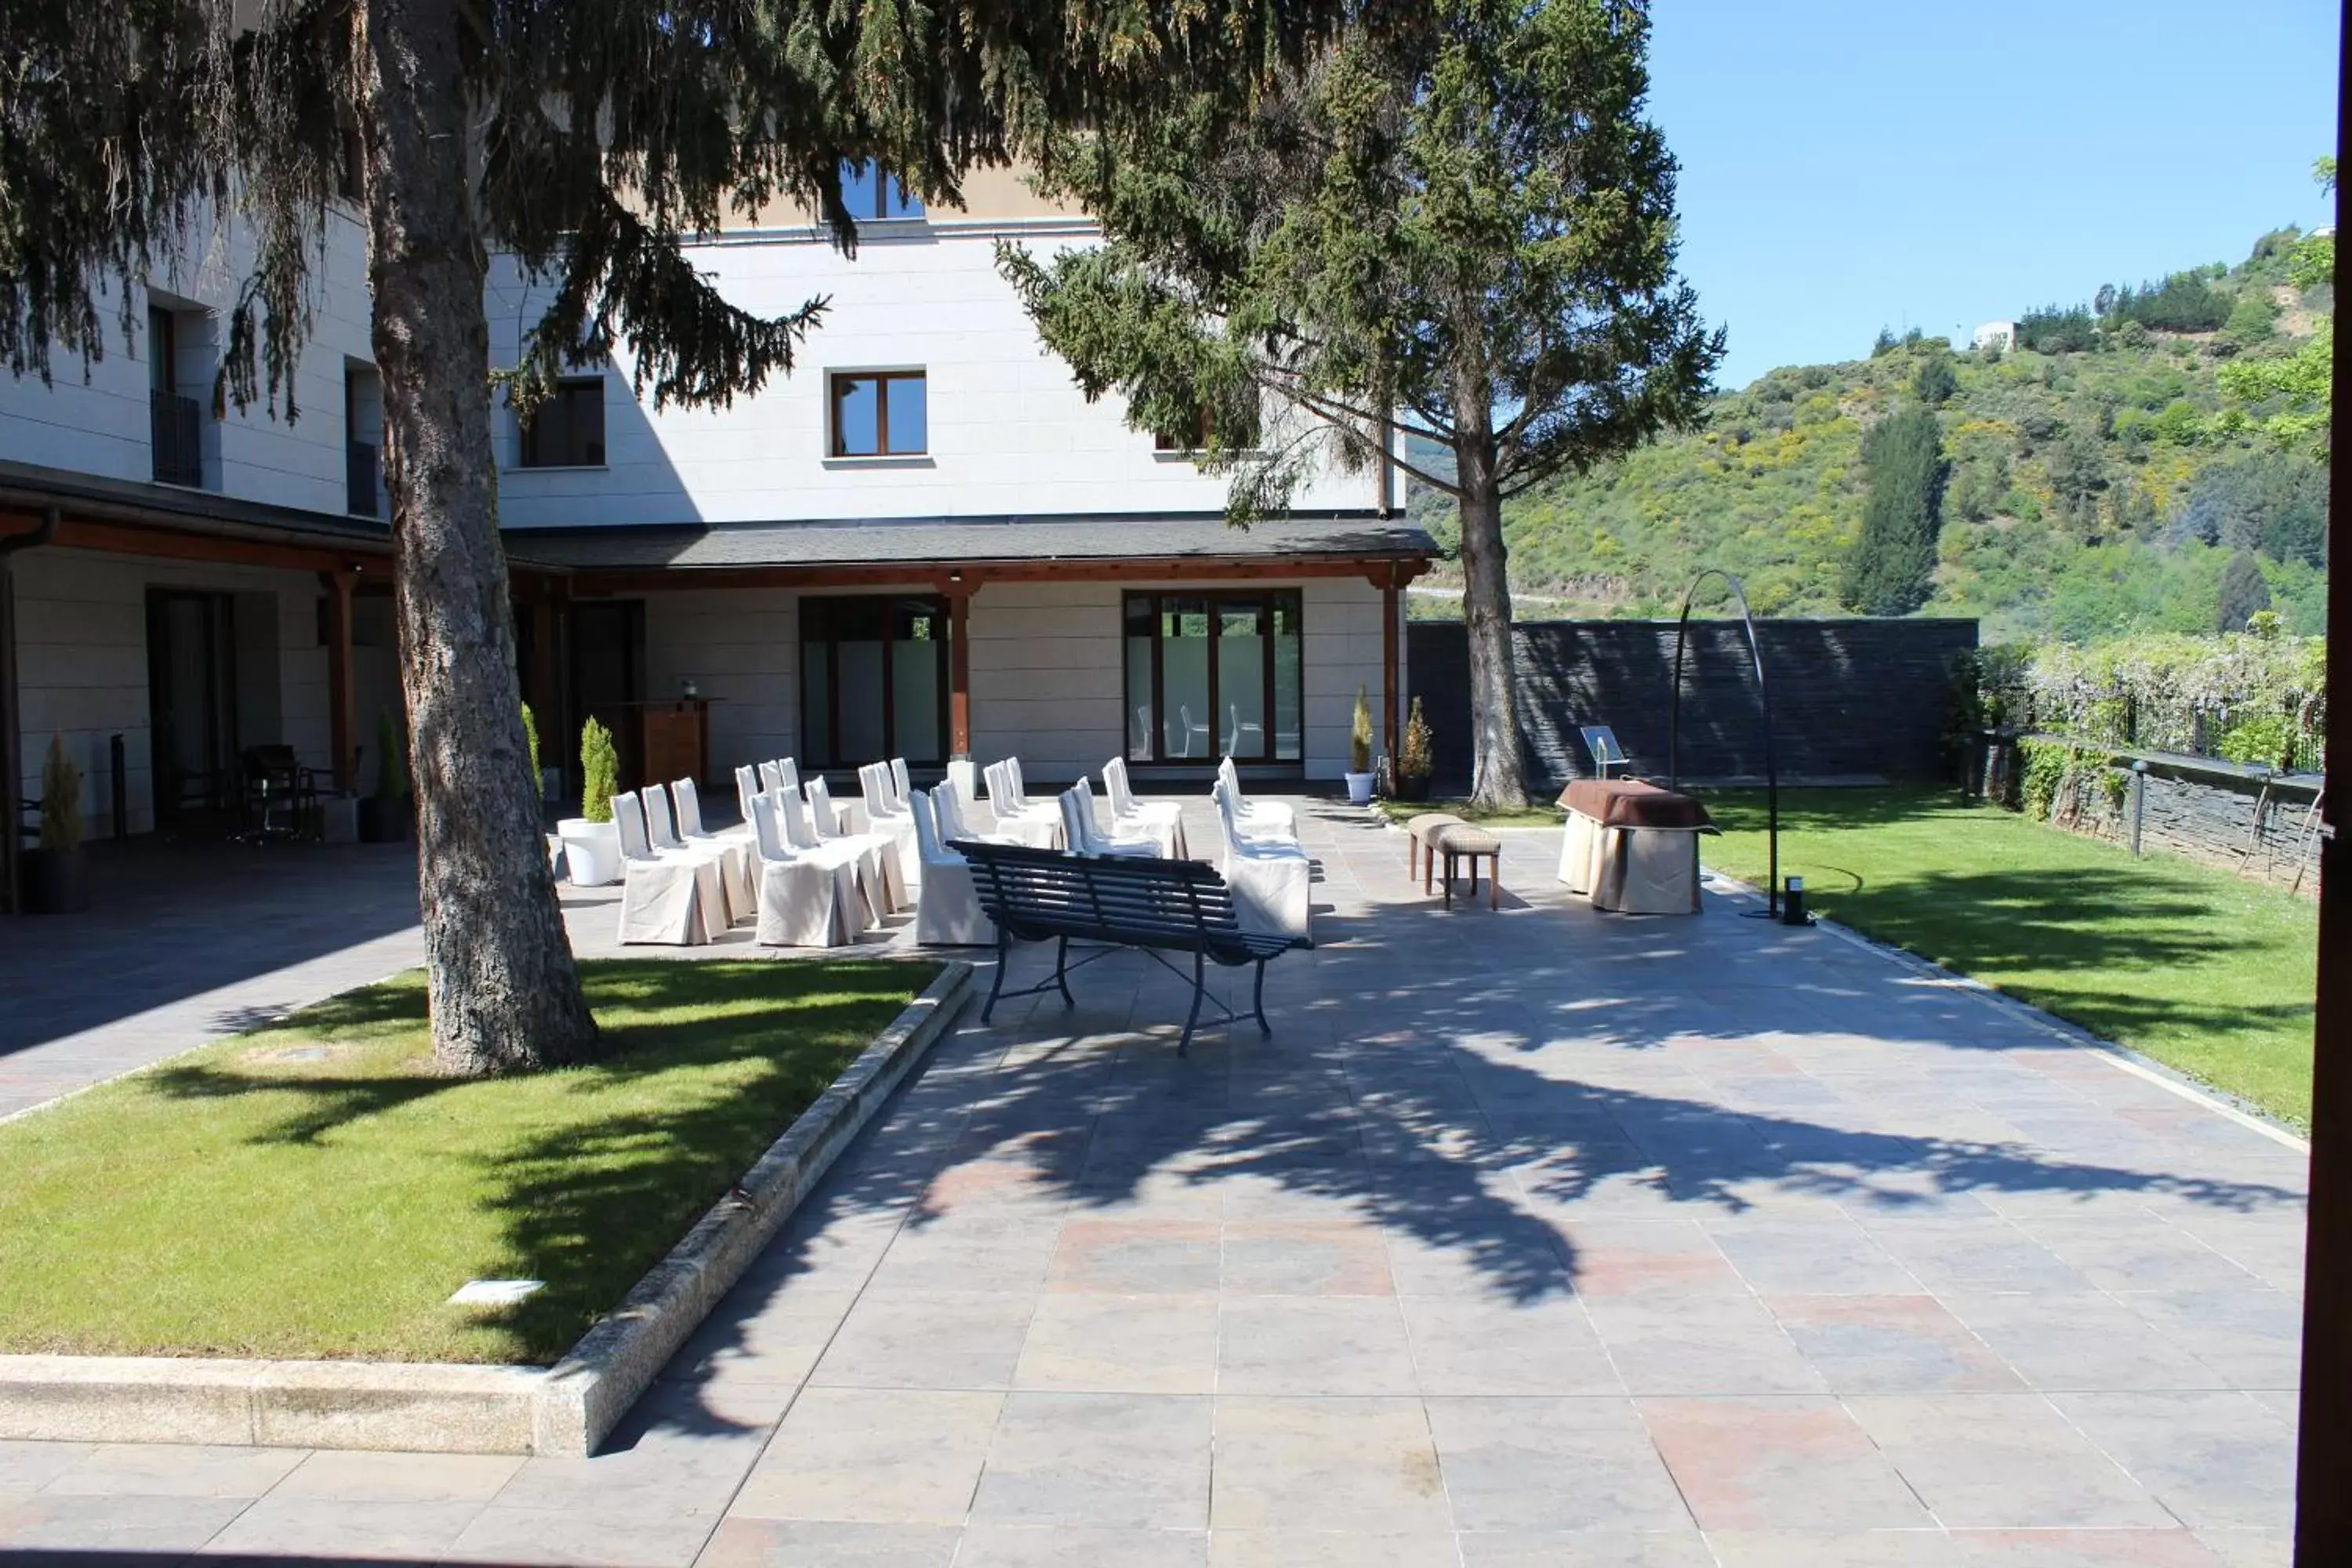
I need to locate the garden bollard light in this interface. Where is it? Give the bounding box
[2130,760,2149,858]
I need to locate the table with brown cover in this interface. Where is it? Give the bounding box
[1555,779,1715,914]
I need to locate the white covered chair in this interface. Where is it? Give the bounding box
[1215,756,1298,841]
[1060,782,1159,859]
[909,788,995,946]
[806,775,906,914]
[613,793,724,946]
[673,776,757,913]
[735,764,765,829]
[935,774,1016,848]
[859,761,921,886]
[775,786,887,930]
[748,794,865,947]
[1211,779,1312,946]
[758,758,789,797]
[1102,756,1188,859]
[644,782,745,927]
[983,758,1064,849]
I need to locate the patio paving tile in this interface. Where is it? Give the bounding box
[1425,1395,1690,1533]
[1456,1532,1718,1567]
[1581,1295,1830,1396]
[1763,1294,2026,1394]
[1221,1221,1396,1294]
[967,1392,1211,1528]
[1014,1291,1221,1393]
[1700,1530,1965,1566]
[693,1518,961,1566]
[1639,1396,1930,1533]
[1048,1219,1222,1294]
[448,1503,718,1566]
[807,1289,1039,1390]
[194,1494,485,1557]
[1215,1296,1419,1395]
[1943,1529,2235,1564]
[0,1490,252,1552]
[730,1388,1002,1524]
[2049,1391,2296,1530]
[1844,1393,2176,1530]
[1940,1291,2230,1393]
[38,1442,304,1498]
[269,1447,524,1501]
[1398,1294,1621,1395]
[956,1523,1210,1566]
[1207,1396,1449,1534]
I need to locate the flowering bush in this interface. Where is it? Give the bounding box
[1990,630,2326,772]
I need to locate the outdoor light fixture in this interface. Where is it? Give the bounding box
[681,677,699,700]
[1781,876,1809,926]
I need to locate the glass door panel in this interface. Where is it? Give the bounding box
[889,599,946,764]
[1217,600,1269,760]
[1124,597,1156,761]
[1159,599,1214,758]
[1272,597,1303,760]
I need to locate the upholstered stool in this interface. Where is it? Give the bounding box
[1406,811,1466,884]
[1428,823,1502,910]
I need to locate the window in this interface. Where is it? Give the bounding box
[517,376,606,467]
[837,160,922,220]
[148,306,205,488]
[829,371,927,457]
[1154,406,1213,452]
[1123,591,1302,764]
[800,596,950,767]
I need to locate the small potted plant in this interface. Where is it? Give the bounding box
[555,717,622,884]
[23,733,89,913]
[1345,686,1377,805]
[1396,696,1436,804]
[357,707,410,843]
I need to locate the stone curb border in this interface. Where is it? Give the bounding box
[0,960,974,1457]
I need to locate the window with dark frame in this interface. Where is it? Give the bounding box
[517,376,607,468]
[829,371,927,457]
[837,161,923,221]
[800,595,951,768]
[1153,405,1214,452]
[1121,590,1303,765]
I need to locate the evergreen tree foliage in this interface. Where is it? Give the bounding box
[1914,355,1957,407]
[1839,405,1946,616]
[1000,0,1720,808]
[0,0,1363,1073]
[2217,549,2274,631]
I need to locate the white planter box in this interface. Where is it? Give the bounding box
[555,818,622,887]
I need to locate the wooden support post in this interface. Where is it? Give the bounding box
[0,555,20,912]
[321,571,358,794]
[948,583,973,759]
[2296,139,2349,1566]
[1381,568,1401,776]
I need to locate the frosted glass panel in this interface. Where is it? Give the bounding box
[1160,601,1211,758]
[1273,600,1301,760]
[891,638,942,762]
[801,642,830,765]
[1218,603,1266,760]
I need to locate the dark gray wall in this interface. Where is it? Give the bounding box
[1407,618,1980,789]
[2043,751,2322,891]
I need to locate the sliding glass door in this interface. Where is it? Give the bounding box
[801,595,949,767]
[1123,591,1301,764]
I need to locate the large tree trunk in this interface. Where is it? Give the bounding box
[1456,439,1526,810]
[358,0,600,1075]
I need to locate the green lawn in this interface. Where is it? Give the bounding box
[1700,787,2318,1130]
[1374,797,1566,827]
[0,959,935,1365]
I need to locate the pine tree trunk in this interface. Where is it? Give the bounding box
[357,0,601,1076]
[1456,443,1526,811]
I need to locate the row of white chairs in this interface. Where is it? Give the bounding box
[1209,756,1312,946]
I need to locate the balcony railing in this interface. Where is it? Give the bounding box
[347,440,380,517]
[150,390,204,488]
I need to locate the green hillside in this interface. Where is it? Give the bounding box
[1416,222,2332,642]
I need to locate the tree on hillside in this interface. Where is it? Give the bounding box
[2,0,1356,1075]
[2217,550,2274,632]
[1839,405,1946,616]
[1000,0,1719,808]
[1914,356,1957,407]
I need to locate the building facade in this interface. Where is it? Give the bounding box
[0,166,1432,898]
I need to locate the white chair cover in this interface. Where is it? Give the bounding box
[1073,778,1160,857]
[1211,782,1312,946]
[909,788,994,946]
[735,764,763,829]
[644,784,743,926]
[759,759,786,797]
[858,761,920,886]
[1061,782,1157,859]
[750,794,863,946]
[1102,757,1189,858]
[889,757,913,811]
[1215,757,1298,840]
[775,786,885,929]
[673,776,757,914]
[984,759,1063,850]
[935,775,1016,848]
[614,793,720,945]
[806,776,906,915]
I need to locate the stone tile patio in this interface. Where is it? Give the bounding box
[0,797,2310,1565]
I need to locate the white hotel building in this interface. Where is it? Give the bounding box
[0,164,1432,890]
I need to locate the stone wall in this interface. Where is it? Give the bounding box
[1406,618,1979,789]
[2032,746,2323,892]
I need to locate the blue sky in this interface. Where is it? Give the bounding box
[1648,0,2343,390]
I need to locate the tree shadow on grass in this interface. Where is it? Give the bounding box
[139,959,931,1364]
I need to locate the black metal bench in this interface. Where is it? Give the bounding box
[955,840,1297,1053]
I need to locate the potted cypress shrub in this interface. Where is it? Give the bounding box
[23,733,90,913]
[1396,697,1436,803]
[1344,687,1377,805]
[555,717,622,885]
[356,707,410,842]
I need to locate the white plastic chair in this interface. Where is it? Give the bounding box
[935,774,1016,848]
[888,757,913,811]
[613,793,720,945]
[1227,703,1266,759]
[1102,756,1187,858]
[1061,780,1158,858]
[1174,704,1211,758]
[859,761,920,886]
[735,764,763,829]
[748,793,861,946]
[909,788,994,945]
